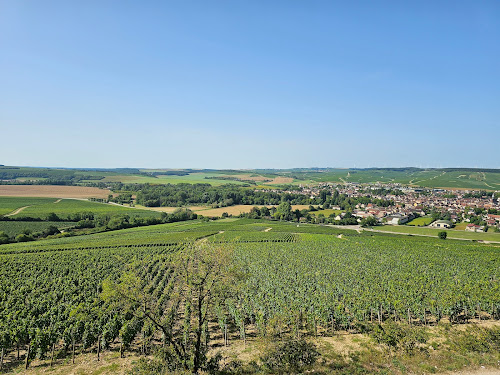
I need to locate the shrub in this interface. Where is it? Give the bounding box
[450,326,500,354]
[261,338,319,373]
[370,322,428,354]
[438,231,447,239]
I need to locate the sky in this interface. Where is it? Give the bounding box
[0,1,499,169]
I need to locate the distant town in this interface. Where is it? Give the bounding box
[263,182,500,232]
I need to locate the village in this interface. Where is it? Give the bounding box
[278,182,500,232]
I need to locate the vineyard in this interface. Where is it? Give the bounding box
[8,198,162,219]
[0,221,75,237]
[0,218,499,371]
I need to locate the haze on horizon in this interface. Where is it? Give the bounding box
[1,1,499,169]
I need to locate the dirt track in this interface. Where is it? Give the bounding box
[5,205,30,216]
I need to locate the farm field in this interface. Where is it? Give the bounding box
[311,208,343,217]
[3,166,500,189]
[0,184,111,198]
[0,197,58,216]
[9,198,162,220]
[406,215,434,226]
[0,197,162,221]
[190,204,312,217]
[0,218,499,374]
[0,220,75,236]
[135,204,314,217]
[94,172,250,186]
[372,224,500,242]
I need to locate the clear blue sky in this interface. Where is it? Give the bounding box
[1,1,499,169]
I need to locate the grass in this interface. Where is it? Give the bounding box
[0,197,58,216]
[373,224,500,242]
[12,199,161,219]
[406,215,434,226]
[95,172,249,186]
[454,222,468,230]
[311,209,343,217]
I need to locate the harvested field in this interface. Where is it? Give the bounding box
[0,185,111,198]
[264,176,294,184]
[189,204,312,217]
[134,205,210,213]
[230,173,271,182]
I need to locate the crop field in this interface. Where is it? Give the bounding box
[0,197,58,216]
[372,225,500,242]
[94,172,250,186]
[10,199,162,219]
[0,185,112,198]
[311,208,343,217]
[0,218,499,372]
[0,221,75,236]
[406,216,434,226]
[179,204,313,217]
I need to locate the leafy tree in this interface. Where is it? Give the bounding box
[275,201,292,221]
[438,231,447,240]
[101,242,235,373]
[360,216,378,227]
[0,231,10,244]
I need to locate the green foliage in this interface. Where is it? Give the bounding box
[360,216,378,227]
[370,322,428,354]
[450,326,500,354]
[261,338,319,373]
[438,231,447,240]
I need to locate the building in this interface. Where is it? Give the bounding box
[430,220,453,229]
[465,224,484,232]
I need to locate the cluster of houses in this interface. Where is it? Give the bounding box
[275,182,500,231]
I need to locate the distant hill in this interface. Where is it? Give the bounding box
[0,165,499,190]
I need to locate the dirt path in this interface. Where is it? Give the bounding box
[54,198,62,203]
[443,369,500,375]
[264,227,272,232]
[5,205,30,216]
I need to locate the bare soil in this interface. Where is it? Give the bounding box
[264,176,294,184]
[0,185,111,199]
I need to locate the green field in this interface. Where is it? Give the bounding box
[406,215,434,226]
[372,224,500,242]
[0,197,58,216]
[86,172,251,186]
[0,220,75,237]
[10,198,162,219]
[311,208,343,217]
[3,165,500,190]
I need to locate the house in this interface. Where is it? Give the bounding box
[465,224,484,232]
[430,220,453,229]
[487,214,500,222]
[385,214,409,225]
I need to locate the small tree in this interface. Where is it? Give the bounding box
[361,216,378,227]
[438,231,447,240]
[102,242,235,374]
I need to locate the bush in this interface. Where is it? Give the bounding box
[0,231,10,244]
[450,326,500,354]
[261,338,319,373]
[370,322,428,354]
[438,231,447,240]
[16,233,34,242]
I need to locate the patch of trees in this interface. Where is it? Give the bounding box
[0,226,61,244]
[0,209,199,245]
[319,190,394,210]
[464,191,493,198]
[134,184,314,207]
